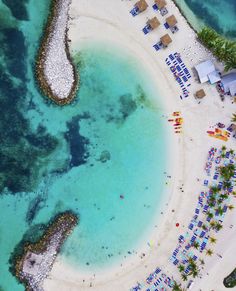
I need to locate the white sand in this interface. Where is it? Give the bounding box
[44,0,236,290]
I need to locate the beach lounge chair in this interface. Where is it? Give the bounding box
[130,6,139,16]
[164,22,169,29]
[143,26,151,34]
[195,208,200,214]
[204,180,209,186]
[152,3,158,11]
[169,54,174,60]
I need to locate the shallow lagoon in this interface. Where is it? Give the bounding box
[0,1,168,289]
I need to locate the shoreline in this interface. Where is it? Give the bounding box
[172,0,198,34]
[35,0,78,105]
[12,211,78,291]
[44,0,236,290]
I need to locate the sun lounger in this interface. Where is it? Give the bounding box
[195,208,200,214]
[153,44,161,51]
[130,6,139,17]
[204,180,209,186]
[173,258,179,265]
[143,26,151,34]
[176,65,181,71]
[152,4,158,11]
[164,22,170,29]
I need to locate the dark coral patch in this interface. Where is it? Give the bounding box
[2,0,29,21]
[64,114,90,168]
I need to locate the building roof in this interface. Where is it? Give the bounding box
[195,89,206,99]
[166,15,177,27]
[194,60,216,83]
[135,0,148,12]
[147,17,160,29]
[208,70,221,84]
[221,72,236,93]
[160,34,172,46]
[155,0,167,9]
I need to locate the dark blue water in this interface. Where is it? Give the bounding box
[175,0,236,38]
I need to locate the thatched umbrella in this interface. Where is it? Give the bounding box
[166,15,177,27]
[135,0,148,12]
[147,17,160,30]
[160,34,172,47]
[154,0,167,9]
[195,89,206,99]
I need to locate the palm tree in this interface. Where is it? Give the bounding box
[191,268,200,278]
[229,149,234,155]
[206,211,214,218]
[221,145,227,152]
[209,236,217,244]
[215,222,223,231]
[210,220,216,228]
[202,224,208,230]
[232,113,236,122]
[216,206,224,216]
[210,186,220,195]
[219,194,228,200]
[221,152,226,158]
[181,273,188,281]
[223,180,232,190]
[228,204,234,211]
[172,281,182,291]
[178,264,185,273]
[193,241,199,250]
[206,249,213,256]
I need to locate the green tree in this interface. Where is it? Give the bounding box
[172,281,182,291]
[181,273,188,281]
[178,264,185,273]
[215,222,223,231]
[209,236,217,244]
[206,249,213,256]
[228,204,235,211]
[193,241,200,250]
[232,113,236,122]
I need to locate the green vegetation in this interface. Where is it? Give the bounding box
[198,27,236,71]
[232,113,236,122]
[224,268,236,288]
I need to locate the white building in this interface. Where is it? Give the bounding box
[221,72,236,96]
[194,60,221,84]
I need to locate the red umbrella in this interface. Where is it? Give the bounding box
[176,223,179,227]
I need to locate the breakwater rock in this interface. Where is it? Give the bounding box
[12,211,78,291]
[36,0,78,105]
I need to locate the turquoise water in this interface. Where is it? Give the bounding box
[0,0,168,290]
[175,0,236,38]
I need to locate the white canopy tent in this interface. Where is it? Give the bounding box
[194,60,219,84]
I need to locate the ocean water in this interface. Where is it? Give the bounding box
[0,1,168,290]
[175,0,236,38]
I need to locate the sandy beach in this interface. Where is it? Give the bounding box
[43,0,236,290]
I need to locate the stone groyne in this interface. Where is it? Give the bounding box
[12,211,78,291]
[36,0,78,105]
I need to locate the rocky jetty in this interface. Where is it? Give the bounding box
[36,0,78,105]
[13,211,78,291]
